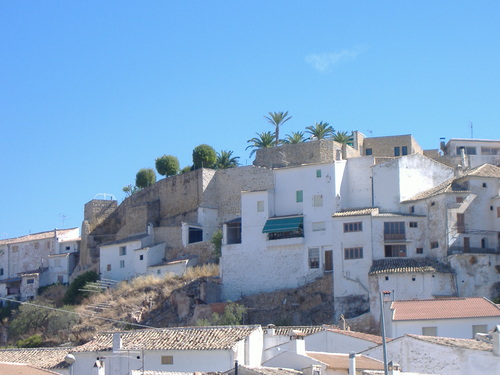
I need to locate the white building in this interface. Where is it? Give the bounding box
[438,138,500,168]
[0,228,80,302]
[70,325,263,375]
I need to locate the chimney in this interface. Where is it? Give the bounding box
[493,325,500,357]
[388,360,401,374]
[348,352,356,375]
[289,330,306,356]
[112,333,122,352]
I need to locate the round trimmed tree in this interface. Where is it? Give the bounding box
[192,144,217,169]
[136,168,157,188]
[155,155,179,177]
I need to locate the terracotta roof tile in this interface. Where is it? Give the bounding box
[0,363,62,375]
[306,352,384,371]
[72,325,261,352]
[0,228,78,246]
[402,179,469,203]
[272,326,325,336]
[407,334,493,351]
[391,297,500,321]
[369,258,454,275]
[462,163,500,178]
[324,328,385,344]
[332,208,379,217]
[235,365,303,374]
[0,348,72,369]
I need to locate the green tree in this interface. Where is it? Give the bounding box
[180,165,193,174]
[17,335,43,348]
[211,229,223,260]
[135,168,157,189]
[283,131,307,144]
[333,131,353,146]
[305,121,334,140]
[155,155,180,177]
[246,131,276,157]
[122,184,139,198]
[196,301,245,326]
[63,270,99,305]
[265,111,292,147]
[192,144,217,169]
[216,150,239,169]
[9,301,52,337]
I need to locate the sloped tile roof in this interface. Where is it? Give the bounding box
[272,326,326,336]
[462,163,500,178]
[0,228,78,246]
[391,297,500,321]
[0,348,72,369]
[369,258,454,275]
[233,365,303,375]
[0,363,61,375]
[406,334,493,352]
[402,179,469,203]
[332,208,379,217]
[306,352,384,371]
[72,325,261,352]
[324,328,385,344]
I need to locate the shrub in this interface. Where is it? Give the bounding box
[63,271,99,305]
[17,335,43,348]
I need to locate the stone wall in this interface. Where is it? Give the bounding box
[363,135,423,157]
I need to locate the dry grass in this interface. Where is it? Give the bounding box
[183,264,219,280]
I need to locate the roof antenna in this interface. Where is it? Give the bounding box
[470,122,473,139]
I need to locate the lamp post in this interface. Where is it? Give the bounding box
[380,291,389,375]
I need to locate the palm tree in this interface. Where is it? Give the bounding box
[283,131,307,144]
[216,150,240,169]
[333,131,353,146]
[246,131,276,157]
[264,111,292,147]
[305,121,335,140]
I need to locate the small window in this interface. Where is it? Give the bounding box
[312,195,323,207]
[344,247,363,260]
[119,260,125,268]
[385,276,389,281]
[394,147,400,156]
[316,169,321,178]
[482,182,487,188]
[416,247,423,254]
[402,146,408,155]
[0,268,3,276]
[119,246,126,256]
[344,222,363,232]
[430,202,436,206]
[257,200,264,212]
[412,276,416,281]
[12,245,18,252]
[409,222,418,228]
[139,255,144,260]
[456,197,464,203]
[27,279,34,284]
[312,222,326,231]
[188,227,203,243]
[296,190,303,203]
[57,275,64,283]
[410,206,415,214]
[107,264,111,271]
[365,148,372,156]
[308,248,320,269]
[422,327,437,336]
[497,207,500,218]
[46,241,51,250]
[34,242,39,250]
[65,246,71,251]
[161,355,173,365]
[157,269,161,274]
[430,241,439,249]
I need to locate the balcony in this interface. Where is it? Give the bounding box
[384,233,406,241]
[448,246,500,256]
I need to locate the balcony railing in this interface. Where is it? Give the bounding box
[384,233,406,241]
[448,246,500,256]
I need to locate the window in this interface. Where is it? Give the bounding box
[316,169,322,178]
[365,148,372,156]
[157,269,161,274]
[409,222,418,228]
[34,242,39,250]
[472,325,488,338]
[107,264,111,271]
[344,222,363,232]
[422,327,437,336]
[456,146,476,155]
[482,182,487,188]
[344,247,363,260]
[119,246,126,256]
[385,244,407,257]
[497,207,500,218]
[139,255,144,260]
[57,275,64,283]
[409,206,415,214]
[0,268,3,276]
[188,227,203,243]
[120,260,125,268]
[394,147,400,156]
[456,197,464,203]
[27,279,34,284]
[430,241,439,249]
[402,146,408,155]
[481,146,500,155]
[481,238,487,248]
[12,245,18,252]
[46,241,51,250]
[257,200,264,212]
[416,247,423,254]
[430,202,436,206]
[457,213,465,233]
[161,355,173,365]
[308,248,320,269]
[384,222,405,240]
[312,222,326,231]
[65,246,71,251]
[296,190,303,203]
[312,195,323,207]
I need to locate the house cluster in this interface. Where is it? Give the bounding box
[1,314,500,375]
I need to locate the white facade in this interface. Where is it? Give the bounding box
[439,138,500,168]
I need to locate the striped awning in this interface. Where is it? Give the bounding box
[262,216,304,233]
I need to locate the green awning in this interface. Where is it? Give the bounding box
[262,216,304,233]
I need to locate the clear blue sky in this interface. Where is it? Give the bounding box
[1,1,499,239]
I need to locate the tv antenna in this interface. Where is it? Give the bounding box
[469,122,473,138]
[58,214,71,227]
